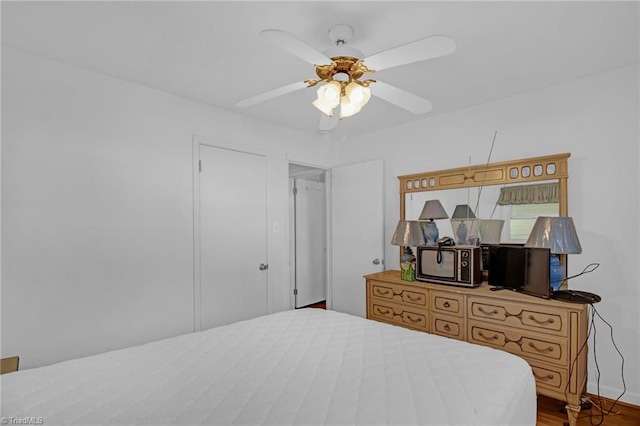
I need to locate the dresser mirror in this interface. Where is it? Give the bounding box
[398,153,571,269]
[404,180,560,244]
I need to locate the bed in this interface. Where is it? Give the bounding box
[1,309,536,425]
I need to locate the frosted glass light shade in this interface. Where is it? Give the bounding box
[312,98,334,116]
[318,81,340,103]
[339,95,362,118]
[345,82,371,107]
[313,81,341,116]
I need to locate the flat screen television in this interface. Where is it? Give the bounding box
[487,245,551,299]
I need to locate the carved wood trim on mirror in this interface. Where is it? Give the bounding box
[398,152,570,224]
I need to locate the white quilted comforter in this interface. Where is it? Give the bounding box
[1,309,536,425]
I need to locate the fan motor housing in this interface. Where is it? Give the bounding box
[315,56,374,81]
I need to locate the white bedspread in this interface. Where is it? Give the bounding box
[1,309,536,425]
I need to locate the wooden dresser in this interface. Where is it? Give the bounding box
[365,270,589,426]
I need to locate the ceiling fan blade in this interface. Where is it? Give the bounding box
[319,112,339,131]
[260,29,330,65]
[364,35,456,71]
[372,81,433,114]
[235,81,308,108]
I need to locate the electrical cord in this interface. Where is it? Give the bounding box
[588,304,626,425]
[563,301,626,426]
[583,395,622,416]
[558,263,600,288]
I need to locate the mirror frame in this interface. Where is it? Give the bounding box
[399,152,570,220]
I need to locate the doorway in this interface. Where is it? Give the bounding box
[289,163,327,309]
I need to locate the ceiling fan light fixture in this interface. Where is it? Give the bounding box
[339,95,362,118]
[241,27,456,130]
[312,97,335,117]
[345,82,371,107]
[318,80,341,102]
[313,80,341,116]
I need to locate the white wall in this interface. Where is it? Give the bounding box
[334,65,640,404]
[1,48,331,368]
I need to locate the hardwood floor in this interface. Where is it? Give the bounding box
[537,394,640,426]
[308,303,639,425]
[301,300,326,309]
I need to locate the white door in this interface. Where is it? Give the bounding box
[293,178,327,308]
[198,145,268,330]
[331,160,384,317]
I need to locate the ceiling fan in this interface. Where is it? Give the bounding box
[235,24,456,131]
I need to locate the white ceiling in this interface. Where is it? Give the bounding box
[2,1,638,139]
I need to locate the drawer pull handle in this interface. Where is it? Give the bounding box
[405,314,422,324]
[533,372,555,381]
[528,314,555,325]
[375,307,391,315]
[406,294,422,302]
[478,306,499,315]
[443,301,451,308]
[443,324,451,331]
[375,289,391,296]
[478,331,499,341]
[528,342,554,353]
[406,314,420,324]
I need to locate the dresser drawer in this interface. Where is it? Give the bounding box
[368,300,429,332]
[467,320,568,366]
[431,314,465,341]
[368,280,429,308]
[431,291,464,317]
[528,360,569,397]
[468,296,568,336]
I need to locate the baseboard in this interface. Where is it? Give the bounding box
[587,382,640,406]
[585,392,640,417]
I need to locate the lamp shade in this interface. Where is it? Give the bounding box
[451,204,476,219]
[391,220,426,247]
[418,200,449,221]
[524,216,582,254]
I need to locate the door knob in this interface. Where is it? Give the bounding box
[372,258,382,265]
[259,263,269,271]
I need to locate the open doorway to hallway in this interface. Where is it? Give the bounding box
[288,163,328,309]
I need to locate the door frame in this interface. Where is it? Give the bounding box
[286,157,332,311]
[193,136,269,331]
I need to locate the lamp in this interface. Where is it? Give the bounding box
[418,200,449,245]
[391,220,426,281]
[307,56,376,119]
[450,204,477,245]
[524,216,582,292]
